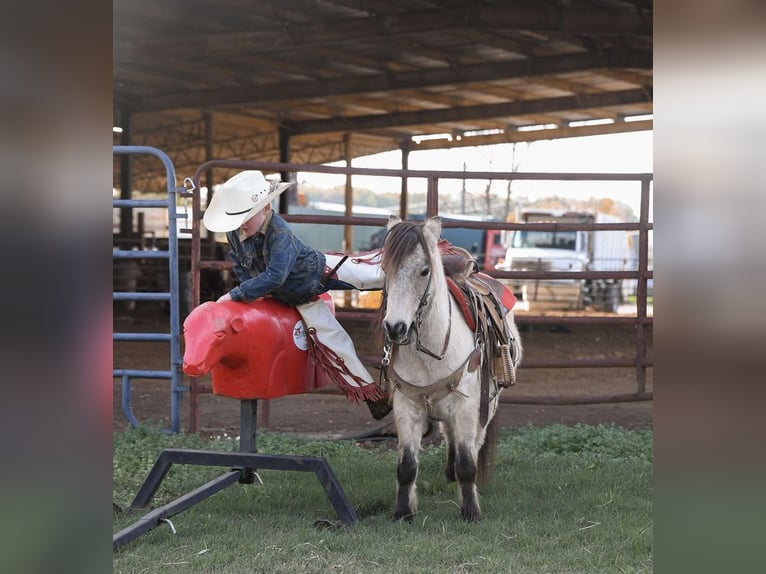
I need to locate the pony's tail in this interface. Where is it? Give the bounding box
[476,413,498,485]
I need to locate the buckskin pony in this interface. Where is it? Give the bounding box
[379,216,522,521]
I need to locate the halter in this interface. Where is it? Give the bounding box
[412,267,453,360]
[381,262,477,417]
[383,232,452,361]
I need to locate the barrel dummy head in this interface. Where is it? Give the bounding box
[182,301,244,376]
[181,296,335,399]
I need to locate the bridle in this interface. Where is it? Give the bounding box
[380,234,472,413]
[382,235,452,363]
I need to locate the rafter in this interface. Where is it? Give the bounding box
[113,1,653,198]
[597,69,653,87]
[134,50,651,111]
[409,118,653,151]
[532,76,600,94]
[286,88,652,134]
[457,28,535,58]
[116,4,651,63]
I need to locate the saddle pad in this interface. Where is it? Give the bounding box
[446,277,477,331]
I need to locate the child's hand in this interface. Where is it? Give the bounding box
[217,293,233,303]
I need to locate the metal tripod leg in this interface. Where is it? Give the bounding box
[113,400,358,551]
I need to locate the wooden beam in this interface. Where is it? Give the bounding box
[119,118,654,194]
[312,47,389,73]
[409,119,653,151]
[135,50,651,111]
[457,28,534,57]
[597,69,653,87]
[116,5,651,62]
[532,76,598,94]
[286,88,652,134]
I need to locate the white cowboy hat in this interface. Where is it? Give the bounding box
[202,170,293,232]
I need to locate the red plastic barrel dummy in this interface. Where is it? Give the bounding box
[182,295,333,399]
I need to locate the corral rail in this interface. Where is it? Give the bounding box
[187,161,653,433]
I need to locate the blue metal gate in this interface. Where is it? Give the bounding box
[113,146,187,433]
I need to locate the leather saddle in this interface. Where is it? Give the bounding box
[441,246,518,388]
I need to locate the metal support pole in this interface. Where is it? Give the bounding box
[635,177,651,394]
[239,399,258,483]
[343,133,353,251]
[400,140,409,219]
[118,107,133,245]
[343,133,353,306]
[426,176,439,218]
[203,111,215,247]
[278,127,292,213]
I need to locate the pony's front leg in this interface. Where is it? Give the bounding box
[392,397,427,521]
[455,441,481,521]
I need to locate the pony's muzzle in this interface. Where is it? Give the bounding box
[384,320,412,344]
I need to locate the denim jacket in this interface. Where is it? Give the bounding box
[226,213,326,306]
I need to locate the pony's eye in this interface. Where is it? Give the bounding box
[420,266,430,277]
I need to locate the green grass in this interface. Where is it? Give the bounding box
[114,424,652,573]
[626,294,654,306]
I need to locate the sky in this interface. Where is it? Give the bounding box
[299,129,653,219]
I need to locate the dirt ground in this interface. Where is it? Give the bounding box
[113,310,653,438]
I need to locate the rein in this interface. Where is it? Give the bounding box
[383,231,452,361]
[379,223,514,428]
[380,233,466,407]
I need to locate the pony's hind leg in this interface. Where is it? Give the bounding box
[447,413,486,521]
[442,422,457,482]
[392,400,426,521]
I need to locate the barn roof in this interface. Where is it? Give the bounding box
[113,0,652,191]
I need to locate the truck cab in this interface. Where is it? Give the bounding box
[495,210,628,311]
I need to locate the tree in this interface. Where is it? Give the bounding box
[503,143,528,220]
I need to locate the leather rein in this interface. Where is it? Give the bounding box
[380,236,474,407]
[382,233,452,361]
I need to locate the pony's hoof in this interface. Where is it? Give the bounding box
[460,508,482,522]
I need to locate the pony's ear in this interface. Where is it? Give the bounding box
[424,216,442,242]
[387,215,402,230]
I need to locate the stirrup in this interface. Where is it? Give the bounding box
[495,343,516,387]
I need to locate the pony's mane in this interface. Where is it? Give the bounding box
[380,220,433,274]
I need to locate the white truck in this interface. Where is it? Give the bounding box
[495,209,631,312]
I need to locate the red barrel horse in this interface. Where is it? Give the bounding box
[182,296,333,399]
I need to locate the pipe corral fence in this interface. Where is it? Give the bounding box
[181,159,652,434]
[113,146,187,433]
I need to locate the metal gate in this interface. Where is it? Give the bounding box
[113,146,188,433]
[185,160,652,432]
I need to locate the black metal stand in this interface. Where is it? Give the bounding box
[113,399,358,551]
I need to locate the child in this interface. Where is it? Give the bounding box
[202,170,391,419]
